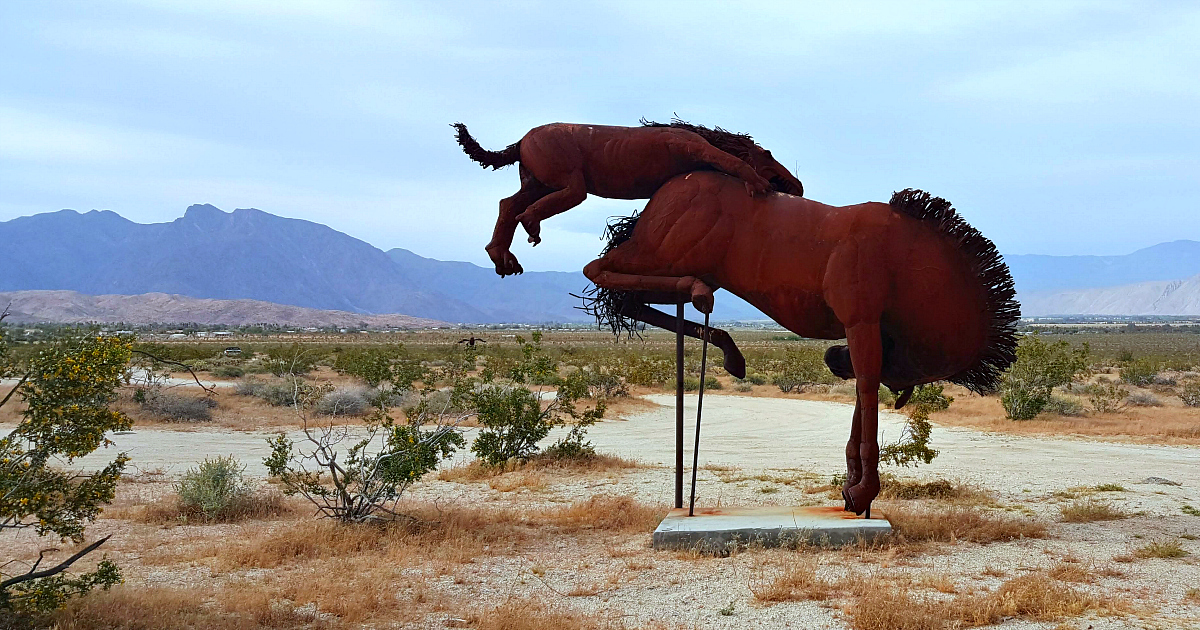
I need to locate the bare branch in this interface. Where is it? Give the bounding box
[0,535,111,589]
[131,349,216,395]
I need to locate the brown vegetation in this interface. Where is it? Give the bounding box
[883,504,1047,544]
[1059,499,1129,523]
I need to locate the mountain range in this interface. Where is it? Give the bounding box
[2,205,1199,322]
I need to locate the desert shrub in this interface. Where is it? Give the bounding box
[1044,395,1086,416]
[471,333,605,466]
[263,343,316,376]
[734,382,753,392]
[619,355,674,387]
[1120,358,1159,387]
[584,371,628,398]
[1127,391,1162,407]
[877,386,897,408]
[879,384,950,468]
[315,386,372,416]
[683,375,721,391]
[1086,378,1128,413]
[175,456,251,520]
[1,329,130,614]
[769,347,831,393]
[1182,382,1200,407]
[236,377,308,407]
[1000,336,1090,420]
[334,344,425,389]
[141,390,217,422]
[265,391,465,523]
[212,365,244,378]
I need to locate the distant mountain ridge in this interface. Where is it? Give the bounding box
[3,205,1197,320]
[1007,240,1200,295]
[0,290,445,328]
[0,205,597,323]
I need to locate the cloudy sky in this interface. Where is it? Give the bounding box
[2,1,1197,272]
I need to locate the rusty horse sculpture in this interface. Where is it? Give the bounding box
[582,172,1019,516]
[453,120,805,276]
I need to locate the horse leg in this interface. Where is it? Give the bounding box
[669,140,770,196]
[843,400,863,510]
[842,322,883,516]
[485,168,550,276]
[515,170,587,246]
[617,302,746,378]
[584,264,717,314]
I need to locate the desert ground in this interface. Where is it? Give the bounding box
[6,377,1200,629]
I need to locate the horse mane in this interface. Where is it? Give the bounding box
[640,117,760,163]
[576,213,644,337]
[888,189,1020,394]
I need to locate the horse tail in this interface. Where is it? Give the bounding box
[451,123,520,169]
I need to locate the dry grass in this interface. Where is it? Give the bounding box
[1186,588,1200,604]
[926,384,1200,444]
[488,470,549,492]
[1059,499,1128,523]
[467,596,629,630]
[749,557,834,602]
[47,586,333,629]
[1133,539,1188,559]
[877,476,995,505]
[543,495,665,533]
[847,571,1131,630]
[113,490,294,524]
[438,452,642,484]
[884,504,1048,544]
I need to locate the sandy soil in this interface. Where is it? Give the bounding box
[7,394,1200,628]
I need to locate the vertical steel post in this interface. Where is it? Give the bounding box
[675,302,684,509]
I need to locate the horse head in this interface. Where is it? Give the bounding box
[744,147,804,196]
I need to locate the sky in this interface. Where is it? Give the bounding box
[1,1,1198,273]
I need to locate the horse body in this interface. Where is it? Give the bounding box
[583,171,1018,516]
[453,121,804,276]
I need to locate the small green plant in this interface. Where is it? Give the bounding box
[265,388,465,523]
[1087,378,1128,413]
[472,333,605,466]
[1000,336,1090,420]
[879,384,950,467]
[176,456,251,520]
[1182,504,1200,517]
[718,600,736,616]
[1133,539,1187,559]
[1094,483,1126,492]
[769,347,832,393]
[1120,358,1159,387]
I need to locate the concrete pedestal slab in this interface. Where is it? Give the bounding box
[651,506,891,550]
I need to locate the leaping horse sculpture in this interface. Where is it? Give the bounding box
[452,120,805,277]
[581,172,1019,517]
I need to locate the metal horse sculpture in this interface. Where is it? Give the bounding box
[452,120,805,277]
[581,171,1019,517]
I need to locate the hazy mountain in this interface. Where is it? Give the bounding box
[1007,240,1200,295]
[1021,274,1200,316]
[0,290,444,328]
[0,205,590,323]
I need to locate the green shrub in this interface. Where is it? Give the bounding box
[742,372,768,386]
[175,456,251,520]
[315,386,372,416]
[620,355,674,387]
[334,344,424,389]
[1000,336,1090,420]
[213,365,244,378]
[1086,378,1128,413]
[683,375,720,391]
[1044,395,1086,416]
[879,384,950,468]
[1120,358,1159,387]
[907,383,953,411]
[1,330,131,614]
[769,347,831,393]
[236,377,309,407]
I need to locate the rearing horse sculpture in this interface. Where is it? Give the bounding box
[582,171,1019,516]
[453,120,805,277]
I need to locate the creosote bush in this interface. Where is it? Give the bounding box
[1,327,131,614]
[1000,337,1089,420]
[1181,382,1200,407]
[140,390,217,422]
[769,347,832,393]
[1120,357,1159,387]
[175,456,251,520]
[471,333,605,466]
[879,384,952,468]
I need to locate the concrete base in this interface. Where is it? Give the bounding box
[651,505,892,550]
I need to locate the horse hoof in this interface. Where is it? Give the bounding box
[842,489,854,513]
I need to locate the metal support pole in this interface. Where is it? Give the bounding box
[675,302,684,509]
[688,311,710,516]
